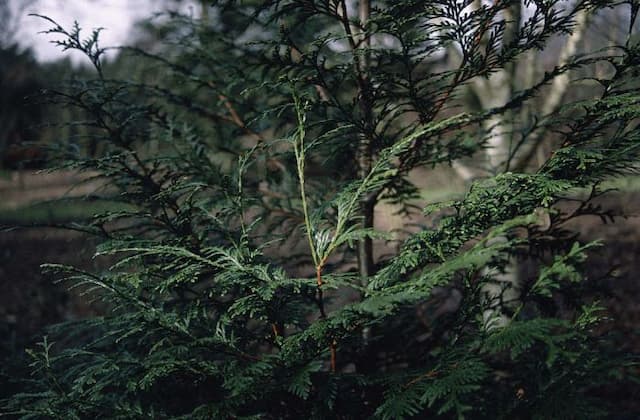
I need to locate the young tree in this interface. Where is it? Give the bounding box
[3,0,640,418]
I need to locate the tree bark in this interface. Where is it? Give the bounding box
[355,0,375,289]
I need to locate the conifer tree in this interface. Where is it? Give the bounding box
[3,0,640,418]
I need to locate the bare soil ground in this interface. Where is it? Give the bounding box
[0,170,102,210]
[0,229,105,347]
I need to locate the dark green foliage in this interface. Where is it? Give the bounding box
[3,0,640,418]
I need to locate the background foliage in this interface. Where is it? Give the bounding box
[2,0,640,418]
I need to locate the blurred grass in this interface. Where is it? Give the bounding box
[1,175,639,225]
[600,174,640,191]
[0,200,134,225]
[419,174,640,204]
[0,169,12,180]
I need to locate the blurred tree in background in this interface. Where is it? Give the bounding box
[0,0,43,169]
[0,45,44,169]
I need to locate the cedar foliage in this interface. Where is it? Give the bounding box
[3,0,640,418]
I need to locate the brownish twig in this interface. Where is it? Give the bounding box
[206,81,265,143]
[404,369,439,388]
[316,262,337,372]
[330,339,337,373]
[316,264,328,319]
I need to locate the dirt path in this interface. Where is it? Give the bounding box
[0,170,103,210]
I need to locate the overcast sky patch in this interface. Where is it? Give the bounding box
[14,0,197,64]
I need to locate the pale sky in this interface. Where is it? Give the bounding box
[13,0,197,63]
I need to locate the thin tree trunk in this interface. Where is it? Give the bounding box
[351,0,377,363]
[200,0,209,22]
[355,0,374,289]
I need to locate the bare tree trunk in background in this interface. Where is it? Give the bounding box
[481,7,589,330]
[451,1,520,182]
[469,1,523,329]
[453,5,590,181]
[513,9,590,171]
[470,0,521,174]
